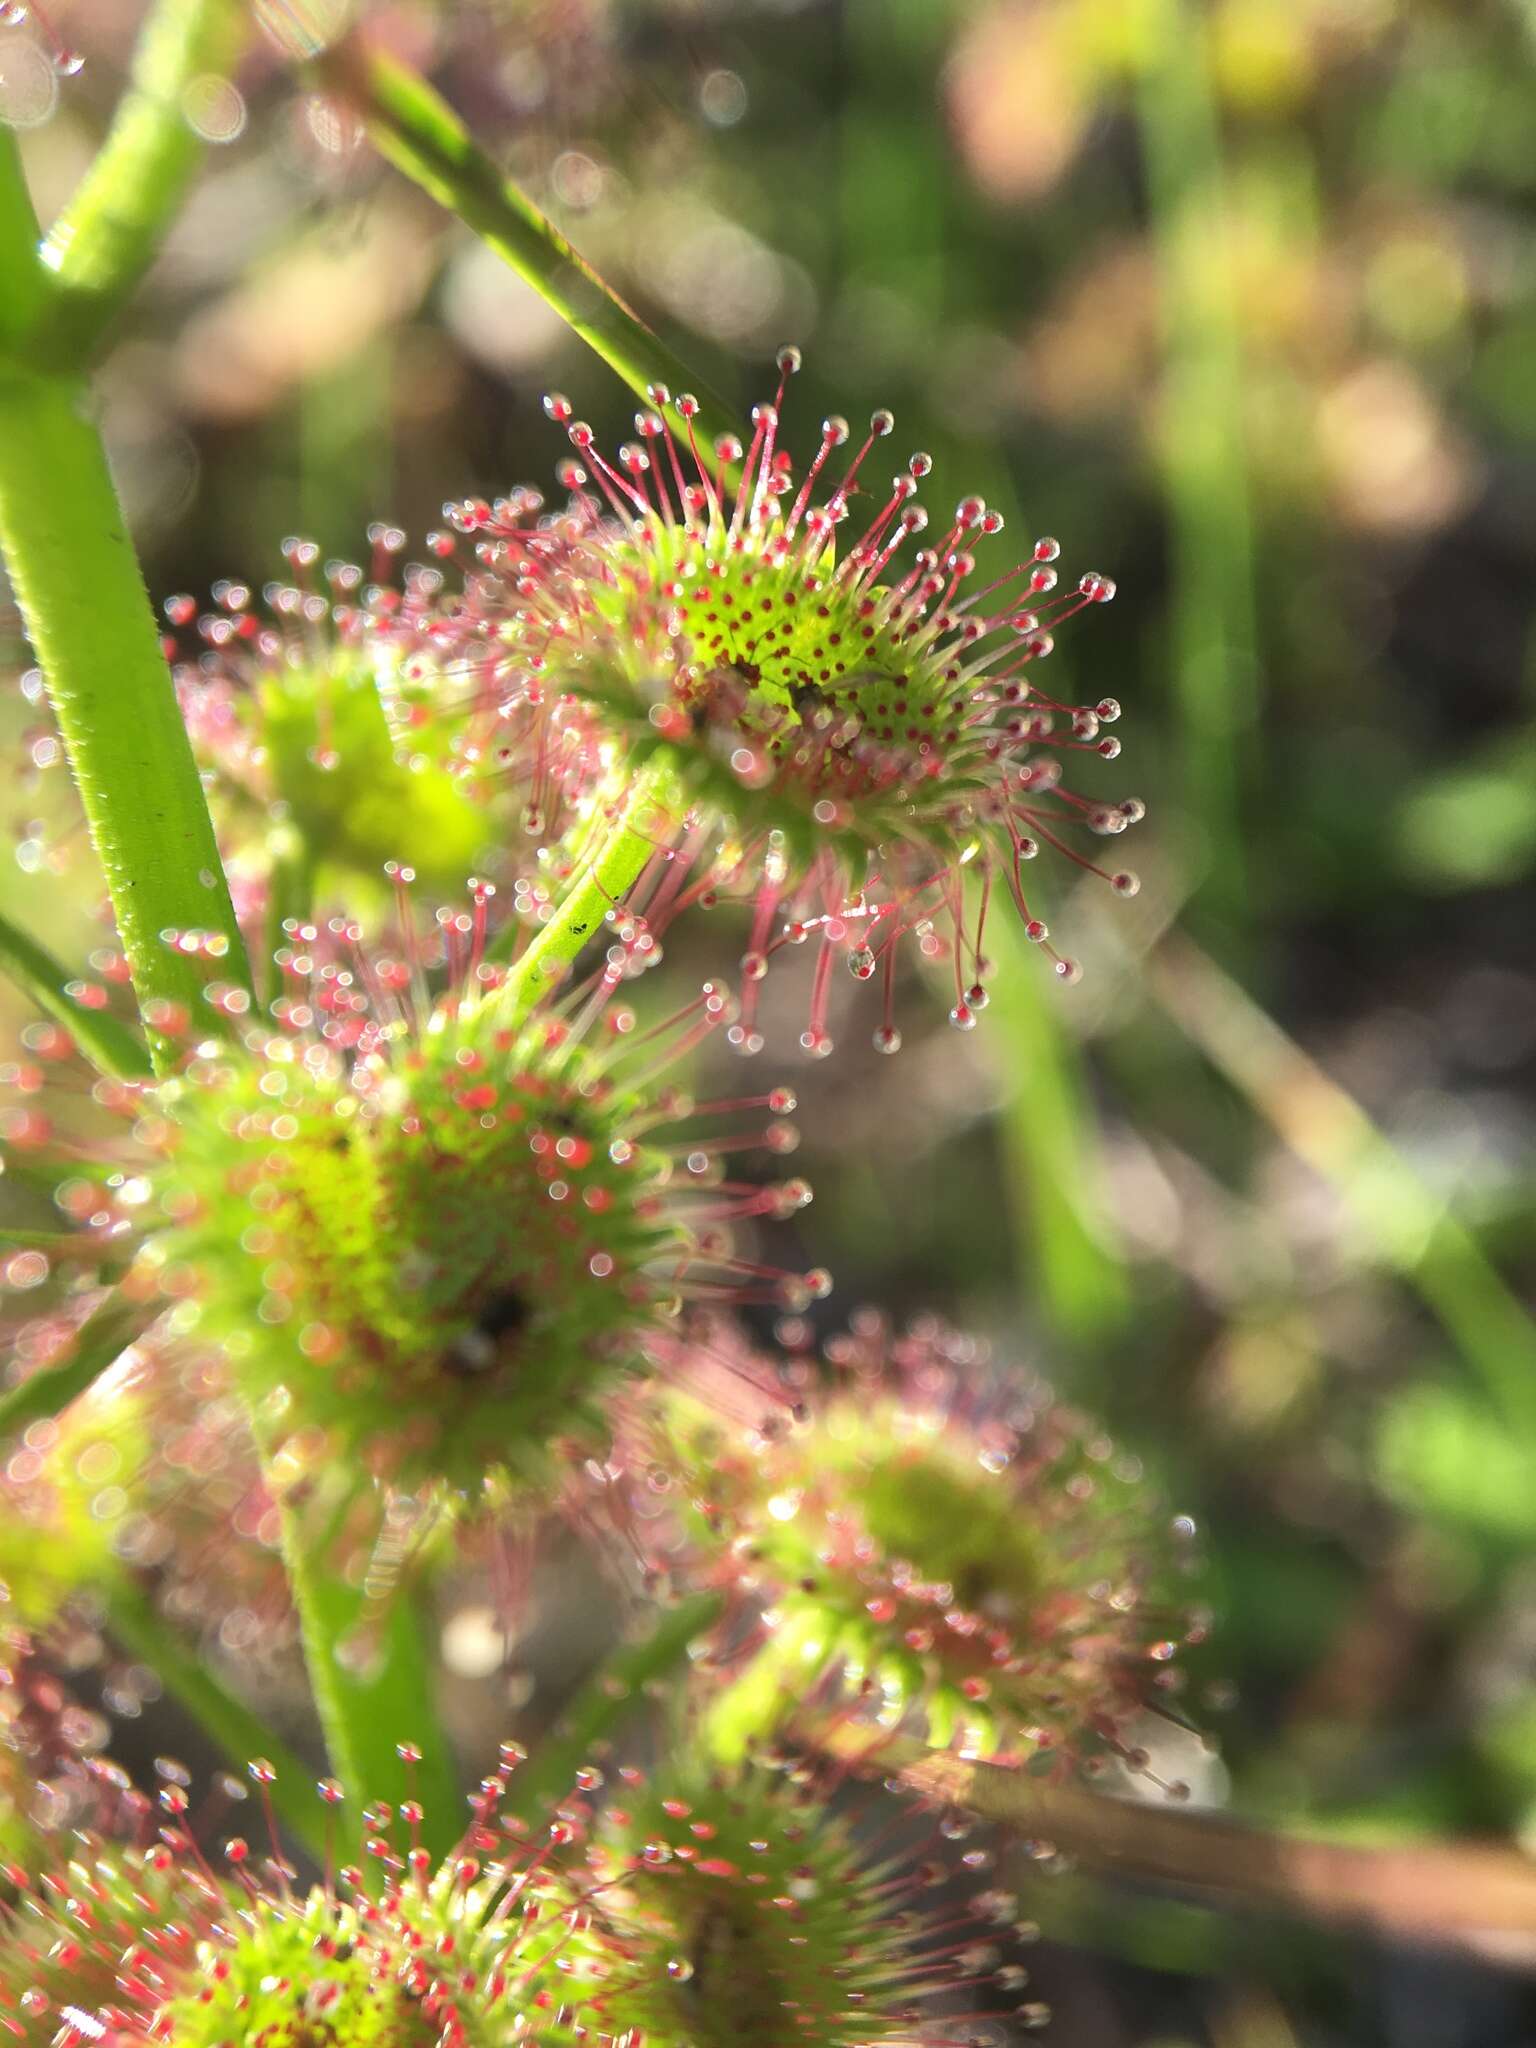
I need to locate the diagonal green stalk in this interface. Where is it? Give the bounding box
[319,39,738,445]
[0,1287,152,1442]
[503,1594,720,1824]
[27,0,247,364]
[0,908,152,1080]
[101,1578,326,1861]
[497,758,681,1033]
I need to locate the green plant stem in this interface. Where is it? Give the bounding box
[0,363,252,1069]
[504,1594,720,1824]
[252,1422,460,1861]
[30,0,247,363]
[101,1578,325,1860]
[0,130,45,347]
[0,909,152,1080]
[819,1727,1536,1952]
[319,39,738,445]
[497,758,681,1032]
[0,1287,152,1442]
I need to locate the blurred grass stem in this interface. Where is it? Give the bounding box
[1138,0,1258,932]
[983,900,1132,1345]
[318,39,738,445]
[1149,936,1536,1427]
[0,1288,154,1443]
[32,0,246,361]
[503,1595,722,1824]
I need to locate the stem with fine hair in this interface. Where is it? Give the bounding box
[28,0,247,363]
[0,363,253,1068]
[319,39,739,447]
[253,1416,460,1862]
[497,757,682,1033]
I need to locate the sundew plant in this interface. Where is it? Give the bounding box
[4,5,1536,2046]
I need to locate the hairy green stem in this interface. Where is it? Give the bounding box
[29,0,246,363]
[320,40,738,446]
[0,908,153,1080]
[0,365,252,1069]
[101,1578,325,1860]
[252,1422,460,1861]
[498,758,681,1033]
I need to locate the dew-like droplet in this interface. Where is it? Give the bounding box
[0,32,58,128]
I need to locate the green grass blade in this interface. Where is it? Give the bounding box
[1151,936,1536,1429]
